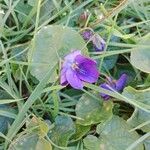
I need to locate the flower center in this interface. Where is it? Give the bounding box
[71,63,79,70]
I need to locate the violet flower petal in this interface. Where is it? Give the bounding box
[66,68,83,89]
[76,62,99,83]
[100,83,112,100]
[60,68,68,86]
[62,50,81,69]
[100,74,128,100]
[115,74,127,91]
[64,50,81,62]
[75,54,97,65]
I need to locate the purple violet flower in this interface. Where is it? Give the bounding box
[100,74,127,100]
[60,50,99,89]
[81,30,106,51]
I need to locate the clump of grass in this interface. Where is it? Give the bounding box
[0,0,150,150]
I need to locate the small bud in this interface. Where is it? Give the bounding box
[92,34,106,51]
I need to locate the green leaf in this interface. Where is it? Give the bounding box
[101,55,118,72]
[0,89,12,99]
[96,115,144,150]
[144,137,150,150]
[66,146,78,150]
[0,90,16,134]
[10,45,28,81]
[36,138,52,150]
[48,116,75,147]
[0,9,4,28]
[0,105,15,134]
[130,33,150,73]
[15,1,32,23]
[75,94,113,125]
[28,0,54,25]
[83,135,100,150]
[8,134,39,150]
[115,63,136,83]
[126,83,150,133]
[100,35,119,72]
[16,0,54,25]
[28,0,37,6]
[29,25,87,82]
[122,86,150,106]
[127,108,150,132]
[5,64,56,148]
[112,28,135,39]
[27,116,49,137]
[8,133,52,150]
[11,45,27,61]
[71,123,91,141]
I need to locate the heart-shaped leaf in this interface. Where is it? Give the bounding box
[122,86,150,108]
[96,116,144,150]
[48,116,75,148]
[29,25,87,82]
[83,135,100,150]
[75,94,113,125]
[123,87,150,132]
[27,116,49,137]
[8,134,52,150]
[71,123,91,141]
[130,33,150,73]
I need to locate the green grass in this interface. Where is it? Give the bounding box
[0,0,150,150]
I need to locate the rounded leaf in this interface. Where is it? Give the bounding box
[130,33,150,73]
[75,94,113,125]
[29,25,87,82]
